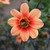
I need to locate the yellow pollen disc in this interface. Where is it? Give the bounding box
[19,17,30,28]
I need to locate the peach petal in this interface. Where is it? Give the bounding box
[11,26,20,36]
[1,0,10,4]
[28,9,41,19]
[1,0,6,1]
[20,30,29,42]
[30,19,44,29]
[10,9,22,18]
[20,3,29,17]
[8,17,17,27]
[29,29,38,38]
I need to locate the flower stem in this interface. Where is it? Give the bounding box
[28,0,30,6]
[19,41,23,50]
[36,0,42,8]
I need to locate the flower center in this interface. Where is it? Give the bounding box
[19,17,29,28]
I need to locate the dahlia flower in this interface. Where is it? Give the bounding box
[8,3,44,42]
[0,0,10,4]
[16,35,22,43]
[42,32,48,36]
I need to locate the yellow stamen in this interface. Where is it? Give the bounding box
[19,17,29,28]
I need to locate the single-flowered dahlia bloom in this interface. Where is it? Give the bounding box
[42,32,48,36]
[0,0,10,4]
[16,35,22,43]
[8,3,44,42]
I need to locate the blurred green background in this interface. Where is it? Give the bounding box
[0,0,50,50]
